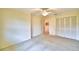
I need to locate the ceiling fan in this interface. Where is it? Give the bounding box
[31,8,58,16]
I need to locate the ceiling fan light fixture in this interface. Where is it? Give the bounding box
[42,10,48,16]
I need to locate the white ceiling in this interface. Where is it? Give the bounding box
[14,8,79,15]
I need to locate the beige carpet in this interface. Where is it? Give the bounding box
[1,34,79,51]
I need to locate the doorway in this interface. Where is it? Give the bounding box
[43,17,49,34]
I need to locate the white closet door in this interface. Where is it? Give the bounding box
[64,17,71,38]
[56,18,60,36]
[58,18,62,36]
[57,17,64,37]
[76,16,79,40]
[60,17,64,37]
[70,16,76,39]
[56,18,58,35]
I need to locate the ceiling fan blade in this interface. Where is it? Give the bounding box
[31,8,42,12]
[46,8,55,11]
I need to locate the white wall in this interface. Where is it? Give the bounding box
[48,16,56,35]
[0,9,31,49]
[3,15,31,44]
[0,9,42,49]
[32,15,42,37]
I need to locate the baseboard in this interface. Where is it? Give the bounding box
[0,39,31,51]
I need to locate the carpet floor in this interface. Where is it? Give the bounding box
[1,34,79,51]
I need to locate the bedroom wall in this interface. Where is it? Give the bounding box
[0,9,11,49]
[32,15,42,37]
[48,15,56,35]
[0,9,32,49]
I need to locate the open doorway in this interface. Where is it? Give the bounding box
[43,16,49,34]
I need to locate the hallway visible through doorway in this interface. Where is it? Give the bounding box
[43,16,49,34]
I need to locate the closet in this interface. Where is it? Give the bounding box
[56,16,77,40]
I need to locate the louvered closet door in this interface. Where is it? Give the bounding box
[60,17,64,37]
[56,18,60,36]
[59,17,64,37]
[64,17,71,38]
[58,18,61,36]
[56,18,58,35]
[70,16,76,39]
[76,16,79,40]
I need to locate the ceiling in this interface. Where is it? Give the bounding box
[14,8,79,16]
